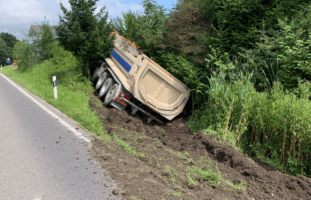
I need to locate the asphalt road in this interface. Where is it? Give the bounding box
[0,72,120,200]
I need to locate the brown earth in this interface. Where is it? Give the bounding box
[88,91,311,200]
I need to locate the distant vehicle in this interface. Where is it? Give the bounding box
[92,32,190,124]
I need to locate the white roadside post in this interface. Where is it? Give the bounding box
[52,76,58,99]
[1,65,2,70]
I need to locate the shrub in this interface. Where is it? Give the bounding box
[159,51,209,108]
[33,23,55,61]
[198,0,310,55]
[13,40,37,71]
[238,4,311,91]
[119,0,168,59]
[0,37,9,65]
[49,41,92,93]
[187,67,311,176]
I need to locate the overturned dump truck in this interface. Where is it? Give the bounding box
[92,32,190,124]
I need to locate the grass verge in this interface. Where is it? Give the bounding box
[0,62,110,141]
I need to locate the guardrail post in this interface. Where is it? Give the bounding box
[52,76,58,99]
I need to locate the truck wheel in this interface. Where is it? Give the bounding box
[99,78,114,98]
[91,67,100,82]
[95,72,109,90]
[103,83,119,106]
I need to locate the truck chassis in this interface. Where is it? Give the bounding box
[92,62,164,124]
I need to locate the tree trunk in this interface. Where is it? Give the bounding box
[87,67,91,79]
[86,61,91,79]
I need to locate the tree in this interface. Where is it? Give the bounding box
[244,4,311,90]
[13,40,36,71]
[110,17,126,36]
[0,32,18,63]
[197,0,311,55]
[56,0,115,77]
[0,37,9,65]
[119,0,169,58]
[164,0,210,65]
[31,22,55,61]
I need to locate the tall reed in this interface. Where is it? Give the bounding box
[187,70,311,176]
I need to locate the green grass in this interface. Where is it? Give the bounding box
[185,156,247,192]
[186,173,197,186]
[113,135,144,158]
[187,69,311,177]
[169,191,183,197]
[0,61,110,141]
[187,165,221,186]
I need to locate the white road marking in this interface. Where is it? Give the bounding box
[0,73,91,143]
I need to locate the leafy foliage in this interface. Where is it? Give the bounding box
[50,41,92,93]
[0,37,9,65]
[0,32,18,49]
[110,17,126,35]
[32,23,55,61]
[163,0,210,64]
[2,44,108,140]
[118,0,168,58]
[13,40,37,71]
[187,67,311,176]
[238,4,311,90]
[198,0,311,55]
[56,0,115,75]
[0,32,19,63]
[159,51,209,109]
[12,22,55,70]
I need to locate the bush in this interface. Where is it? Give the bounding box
[163,0,210,64]
[13,40,37,71]
[49,41,92,93]
[0,37,9,65]
[187,69,255,142]
[187,67,311,176]
[119,0,168,58]
[159,51,209,108]
[237,4,311,91]
[32,23,55,62]
[198,0,310,55]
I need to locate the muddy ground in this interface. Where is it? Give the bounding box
[88,91,311,200]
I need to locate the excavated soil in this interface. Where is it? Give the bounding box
[88,91,311,200]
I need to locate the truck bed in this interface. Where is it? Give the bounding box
[107,32,190,121]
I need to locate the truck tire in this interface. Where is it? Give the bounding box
[99,78,114,98]
[91,67,100,82]
[95,72,109,90]
[103,83,119,106]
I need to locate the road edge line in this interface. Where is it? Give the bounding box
[0,72,91,143]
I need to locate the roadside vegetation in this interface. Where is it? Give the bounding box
[0,32,18,66]
[1,2,310,198]
[1,41,110,140]
[115,0,311,177]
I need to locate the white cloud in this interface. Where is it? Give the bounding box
[0,0,145,40]
[0,0,47,24]
[0,28,8,33]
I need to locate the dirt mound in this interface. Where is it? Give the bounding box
[89,91,311,200]
[199,132,311,199]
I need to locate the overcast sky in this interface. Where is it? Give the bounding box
[0,0,177,41]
